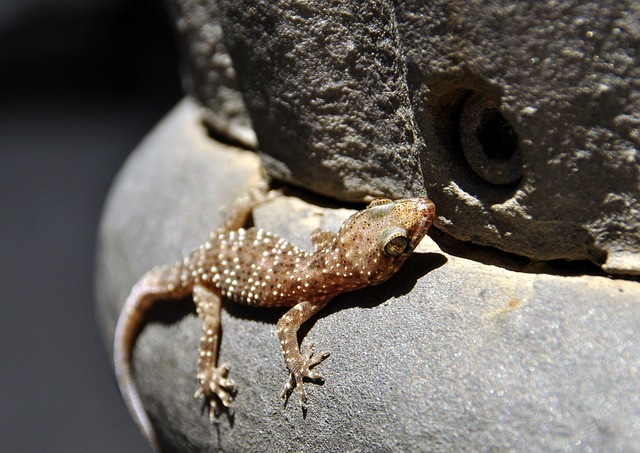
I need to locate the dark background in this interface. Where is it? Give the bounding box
[0,0,182,450]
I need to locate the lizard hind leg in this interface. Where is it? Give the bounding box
[221,184,282,231]
[193,284,236,419]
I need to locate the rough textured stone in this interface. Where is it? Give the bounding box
[403,0,640,274]
[216,0,426,201]
[97,99,640,452]
[168,0,640,274]
[167,0,257,149]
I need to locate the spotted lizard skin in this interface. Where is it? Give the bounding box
[114,190,435,450]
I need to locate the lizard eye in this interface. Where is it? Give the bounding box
[379,227,410,257]
[367,198,393,208]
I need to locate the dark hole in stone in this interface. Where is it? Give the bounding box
[476,107,519,161]
[458,90,523,186]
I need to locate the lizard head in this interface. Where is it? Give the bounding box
[331,197,436,286]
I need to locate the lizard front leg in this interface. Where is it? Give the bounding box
[277,299,331,408]
[193,284,236,419]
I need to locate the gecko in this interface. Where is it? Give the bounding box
[114,189,435,450]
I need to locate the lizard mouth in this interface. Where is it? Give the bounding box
[405,197,436,251]
[418,198,436,228]
[416,198,436,246]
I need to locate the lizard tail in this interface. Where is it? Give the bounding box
[114,283,164,451]
[114,265,190,452]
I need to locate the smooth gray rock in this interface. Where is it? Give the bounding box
[97,99,640,452]
[167,0,640,274]
[96,98,263,353]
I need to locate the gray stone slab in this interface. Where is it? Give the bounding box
[97,99,640,451]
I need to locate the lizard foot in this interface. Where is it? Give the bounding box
[194,363,237,420]
[280,344,330,408]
